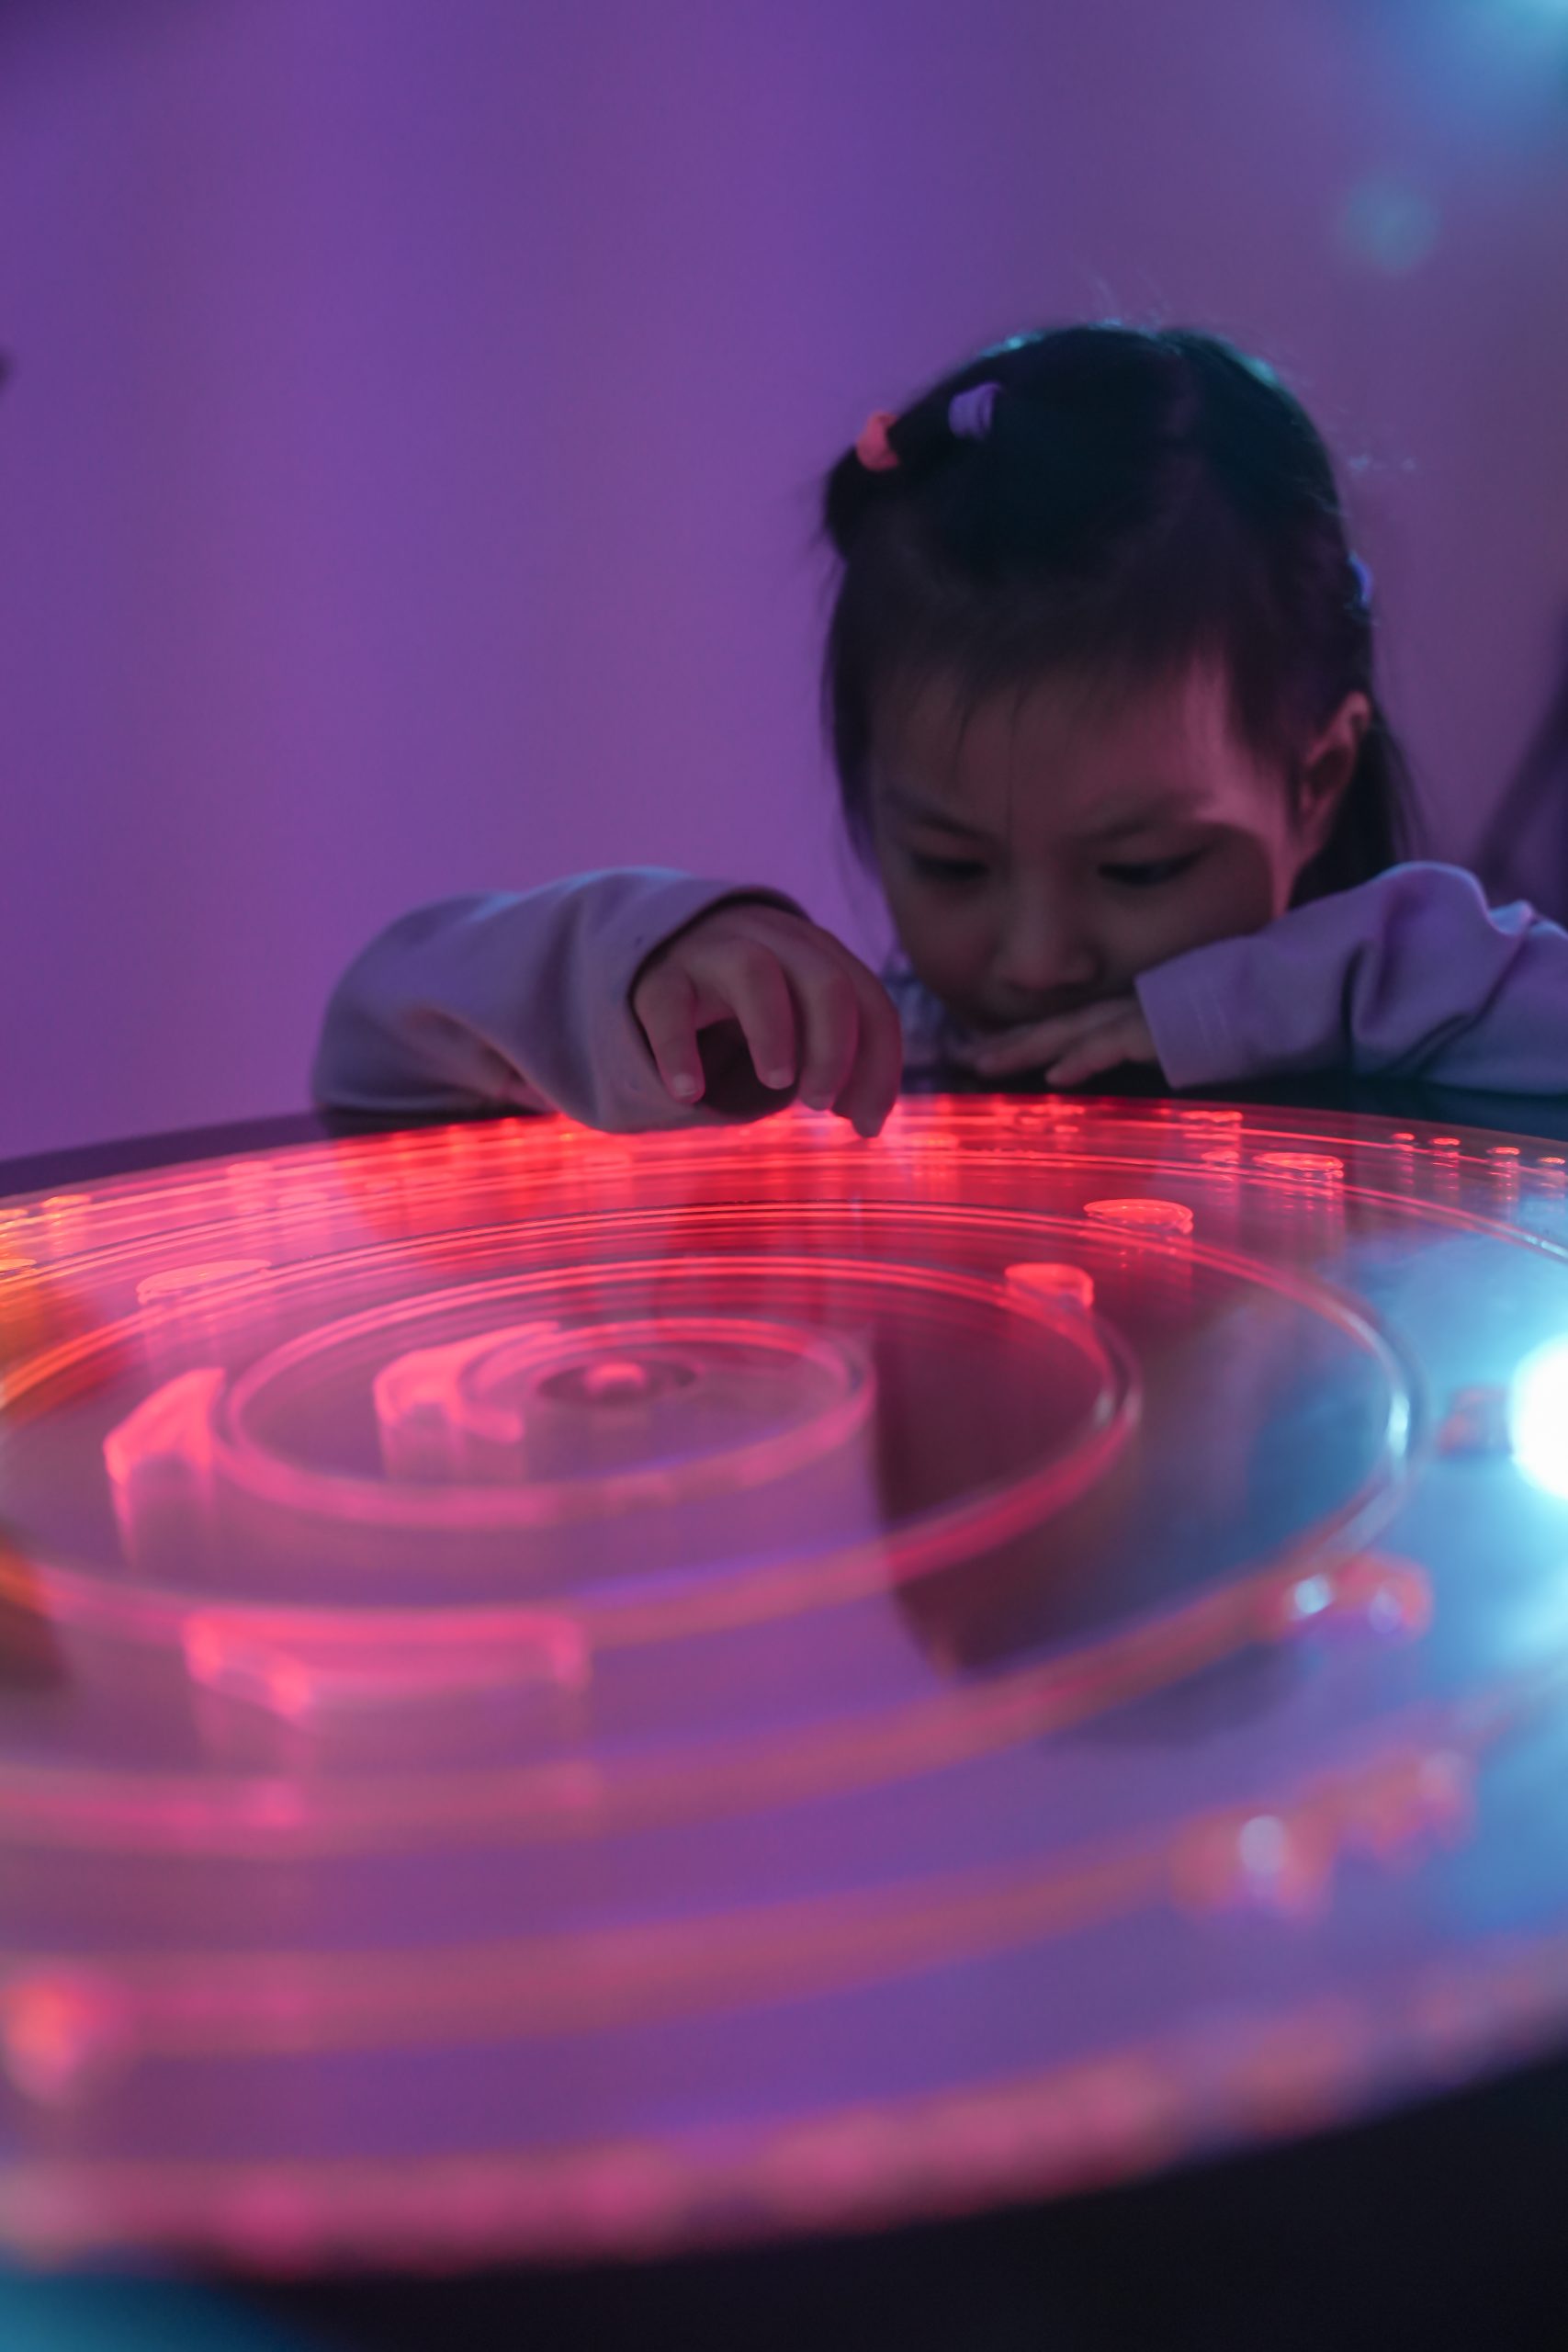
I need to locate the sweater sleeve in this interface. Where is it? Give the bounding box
[1134,862,1568,1094]
[310,869,803,1131]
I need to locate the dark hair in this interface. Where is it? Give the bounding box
[820,323,1419,903]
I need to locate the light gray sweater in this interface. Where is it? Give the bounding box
[312,862,1568,1127]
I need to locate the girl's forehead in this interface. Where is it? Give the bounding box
[871,663,1269,835]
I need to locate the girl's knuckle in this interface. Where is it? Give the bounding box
[727,942,775,991]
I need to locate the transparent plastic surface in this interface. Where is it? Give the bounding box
[2,1097,1568,2267]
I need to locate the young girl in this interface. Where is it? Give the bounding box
[313,322,1568,1135]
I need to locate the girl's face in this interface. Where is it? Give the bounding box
[867,662,1368,1034]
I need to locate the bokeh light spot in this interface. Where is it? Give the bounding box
[1337,176,1441,276]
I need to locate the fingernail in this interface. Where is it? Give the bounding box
[671,1074,699,1099]
[762,1068,794,1091]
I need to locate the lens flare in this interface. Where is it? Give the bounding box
[1510,1337,1568,1499]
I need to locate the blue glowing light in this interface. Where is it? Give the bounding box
[1509,1338,1568,1501]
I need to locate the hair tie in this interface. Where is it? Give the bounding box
[948,381,1001,441]
[1349,553,1374,610]
[854,410,899,472]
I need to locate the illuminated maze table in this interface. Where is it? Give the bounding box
[3,1093,1568,2271]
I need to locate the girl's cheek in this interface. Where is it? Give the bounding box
[894,893,993,998]
[1124,841,1278,968]
[1203,831,1284,928]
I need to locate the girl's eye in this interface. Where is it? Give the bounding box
[908,853,989,885]
[1100,853,1200,890]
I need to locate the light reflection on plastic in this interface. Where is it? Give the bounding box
[1257,1553,1432,1645]
[1004,1261,1095,1312]
[102,1368,223,1567]
[136,1260,270,1309]
[5,1097,1568,2265]
[1255,1151,1344,1184]
[1509,1337,1568,1500]
[1082,1197,1194,1235]
[0,1742,1480,2074]
[182,1611,591,1717]
[0,1972,131,2107]
[1173,1746,1472,1920]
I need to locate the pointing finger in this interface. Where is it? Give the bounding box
[632,965,706,1103]
[834,967,905,1136]
[716,943,799,1094]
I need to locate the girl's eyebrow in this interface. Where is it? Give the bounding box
[1087,797,1198,842]
[881,786,991,842]
[883,785,1199,844]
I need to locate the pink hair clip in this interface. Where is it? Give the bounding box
[854,410,899,472]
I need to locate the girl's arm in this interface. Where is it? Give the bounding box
[310,870,802,1129]
[1134,862,1568,1094]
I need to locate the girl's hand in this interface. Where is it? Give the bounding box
[958,993,1160,1089]
[630,901,905,1136]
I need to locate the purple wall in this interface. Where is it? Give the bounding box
[2,0,1566,1159]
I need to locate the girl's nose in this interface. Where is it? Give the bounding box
[992,892,1102,1002]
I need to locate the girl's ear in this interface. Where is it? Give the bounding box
[1297,690,1371,856]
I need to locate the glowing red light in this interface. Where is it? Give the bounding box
[0,1096,1564,2265]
